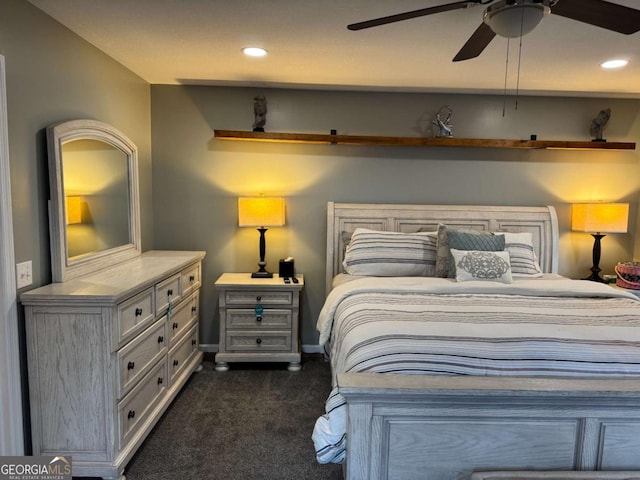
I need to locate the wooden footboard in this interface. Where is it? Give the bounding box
[338,373,640,480]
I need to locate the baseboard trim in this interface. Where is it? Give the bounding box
[199,344,324,354]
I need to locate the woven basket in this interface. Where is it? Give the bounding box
[615,262,640,290]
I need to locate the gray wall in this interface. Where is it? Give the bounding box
[150,85,640,346]
[0,0,152,290]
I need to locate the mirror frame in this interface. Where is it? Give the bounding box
[47,119,141,282]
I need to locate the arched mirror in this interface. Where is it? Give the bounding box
[47,119,141,282]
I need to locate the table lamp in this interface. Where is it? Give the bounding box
[238,196,285,278]
[572,202,628,283]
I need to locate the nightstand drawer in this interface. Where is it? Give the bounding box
[117,318,167,399]
[226,308,292,329]
[225,290,292,306]
[226,331,292,352]
[118,288,155,343]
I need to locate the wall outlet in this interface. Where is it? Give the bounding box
[16,260,33,289]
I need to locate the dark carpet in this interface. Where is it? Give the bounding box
[121,353,343,480]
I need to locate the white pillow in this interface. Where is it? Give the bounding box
[450,249,513,284]
[342,228,437,277]
[495,232,543,277]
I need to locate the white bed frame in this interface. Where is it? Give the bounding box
[325,203,640,480]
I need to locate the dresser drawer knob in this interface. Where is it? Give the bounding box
[173,359,179,367]
[157,377,163,385]
[158,335,164,344]
[191,306,197,313]
[189,274,195,282]
[168,288,173,296]
[256,296,261,301]
[127,410,135,419]
[173,322,179,330]
[127,361,135,370]
[256,338,262,345]
[191,339,197,346]
[256,315,262,322]
[135,307,143,316]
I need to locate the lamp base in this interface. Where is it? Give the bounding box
[251,270,273,279]
[583,270,606,283]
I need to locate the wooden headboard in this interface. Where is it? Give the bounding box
[326,202,559,294]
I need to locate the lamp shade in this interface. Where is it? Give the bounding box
[571,203,629,234]
[238,196,285,227]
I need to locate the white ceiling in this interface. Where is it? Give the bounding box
[28,0,640,97]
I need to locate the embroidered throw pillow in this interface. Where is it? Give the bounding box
[446,229,505,278]
[450,249,513,284]
[342,228,438,277]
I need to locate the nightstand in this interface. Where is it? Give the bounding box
[214,273,304,372]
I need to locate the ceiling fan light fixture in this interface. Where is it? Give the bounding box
[601,59,628,69]
[484,0,550,38]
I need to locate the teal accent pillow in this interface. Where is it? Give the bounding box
[447,230,505,278]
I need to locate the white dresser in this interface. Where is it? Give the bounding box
[21,250,206,480]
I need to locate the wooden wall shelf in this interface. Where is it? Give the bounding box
[214,130,636,151]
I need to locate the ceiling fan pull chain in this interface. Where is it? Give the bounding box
[502,38,510,117]
[515,4,526,111]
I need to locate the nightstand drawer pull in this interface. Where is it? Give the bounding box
[158,335,164,344]
[135,307,143,316]
[127,410,135,419]
[189,274,195,282]
[173,359,179,367]
[191,306,197,313]
[192,339,197,346]
[173,322,179,330]
[256,338,262,344]
[256,315,262,322]
[127,361,135,370]
[168,289,173,296]
[157,377,163,385]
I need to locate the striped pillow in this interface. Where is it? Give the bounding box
[495,232,543,277]
[342,228,437,277]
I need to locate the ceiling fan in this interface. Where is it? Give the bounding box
[348,0,640,62]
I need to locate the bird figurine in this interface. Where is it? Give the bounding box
[590,108,611,142]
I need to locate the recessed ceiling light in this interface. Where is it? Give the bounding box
[601,59,628,69]
[242,47,268,57]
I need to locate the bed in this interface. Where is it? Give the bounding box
[312,203,640,480]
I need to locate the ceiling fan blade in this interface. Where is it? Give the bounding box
[453,22,496,62]
[551,0,640,34]
[347,1,483,31]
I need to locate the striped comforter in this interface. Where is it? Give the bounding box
[312,275,640,464]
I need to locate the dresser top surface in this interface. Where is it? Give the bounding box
[21,250,205,303]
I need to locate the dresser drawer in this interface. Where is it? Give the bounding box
[167,292,199,346]
[225,290,292,306]
[118,288,155,343]
[181,263,201,298]
[226,331,292,352]
[117,318,167,399]
[156,273,182,316]
[226,308,292,329]
[168,324,199,384]
[118,359,167,449]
